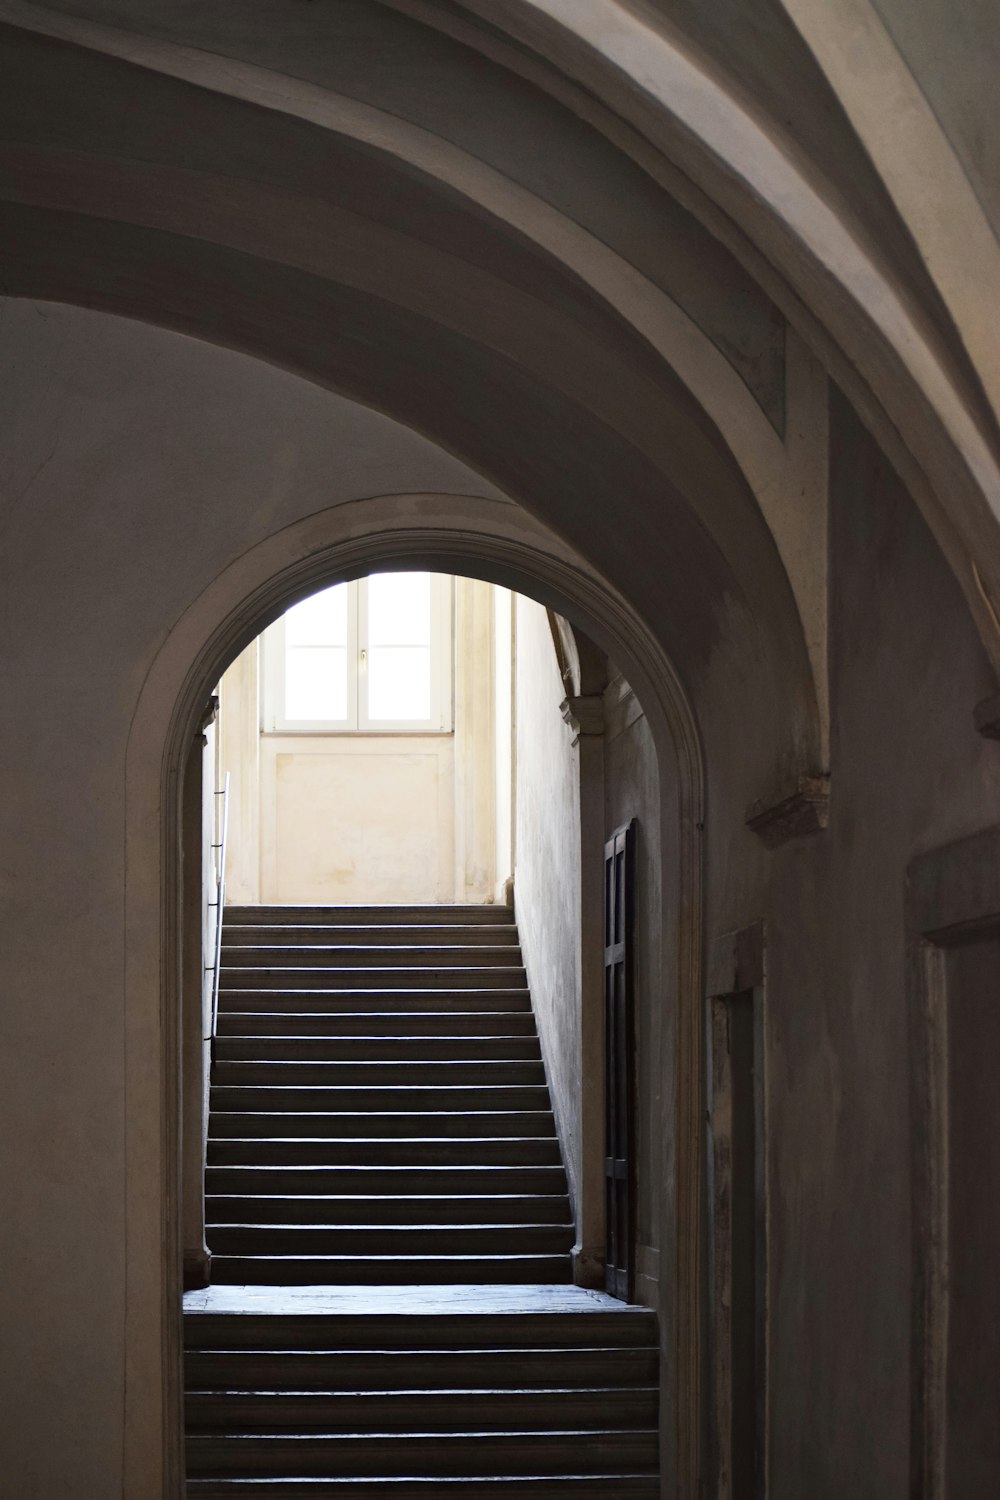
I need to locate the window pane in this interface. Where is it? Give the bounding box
[367,645,431,720]
[368,572,431,646]
[285,646,347,720]
[285,583,348,646]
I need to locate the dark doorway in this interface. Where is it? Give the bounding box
[604,819,636,1298]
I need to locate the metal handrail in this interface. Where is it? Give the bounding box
[210,771,231,1048]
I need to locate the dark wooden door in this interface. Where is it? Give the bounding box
[604,820,636,1299]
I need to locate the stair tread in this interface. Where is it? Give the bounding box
[204,1167,565,1175]
[190,1429,656,1438]
[209,1223,571,1231]
[215,1020,536,1032]
[188,1386,655,1395]
[206,1195,569,1202]
[209,1254,572,1261]
[209,1114,554,1124]
[210,1090,549,1101]
[224,906,514,916]
[188,1349,653,1363]
[186,1481,659,1497]
[186,1483,659,1499]
[209,1128,560,1140]
[215,1032,539,1044]
[223,929,519,938]
[221,965,528,971]
[221,946,522,954]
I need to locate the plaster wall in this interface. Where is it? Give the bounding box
[4,286,1000,1500]
[0,299,506,1497]
[511,605,670,1303]
[451,576,497,903]
[258,733,456,904]
[869,0,1000,240]
[512,596,583,1220]
[702,393,1000,1498]
[218,636,260,905]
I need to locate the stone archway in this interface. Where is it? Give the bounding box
[123,492,704,1497]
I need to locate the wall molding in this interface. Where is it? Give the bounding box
[906,825,1000,1498]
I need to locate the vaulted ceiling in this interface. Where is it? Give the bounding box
[2,0,998,782]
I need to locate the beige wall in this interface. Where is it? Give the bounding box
[512,598,667,1302]
[260,733,456,904]
[513,598,584,1232]
[218,637,260,905]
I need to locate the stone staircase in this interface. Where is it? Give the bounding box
[184,903,659,1495]
[207,903,571,1284]
[183,1285,660,1497]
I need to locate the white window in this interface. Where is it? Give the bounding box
[263,572,453,733]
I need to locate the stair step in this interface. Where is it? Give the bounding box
[185,1386,657,1432]
[224,906,515,926]
[185,1429,656,1478]
[205,1166,569,1196]
[207,1225,575,1256]
[217,990,532,1014]
[220,968,527,991]
[207,1138,563,1167]
[185,1346,660,1390]
[188,1476,660,1497]
[184,1309,657,1353]
[205,1195,571,1227]
[224,925,520,947]
[209,1112,555,1141]
[216,1012,538,1037]
[221,946,523,969]
[208,1085,551,1112]
[213,1061,547,1087]
[214,1037,541,1063]
[208,1255,574,1286]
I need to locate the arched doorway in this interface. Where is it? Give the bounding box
[123,495,704,1495]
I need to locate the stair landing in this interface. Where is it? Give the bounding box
[184,1280,639,1317]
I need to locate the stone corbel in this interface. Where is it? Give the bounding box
[745,774,830,848]
[560,693,604,744]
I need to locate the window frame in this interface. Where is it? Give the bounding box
[262,573,453,735]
